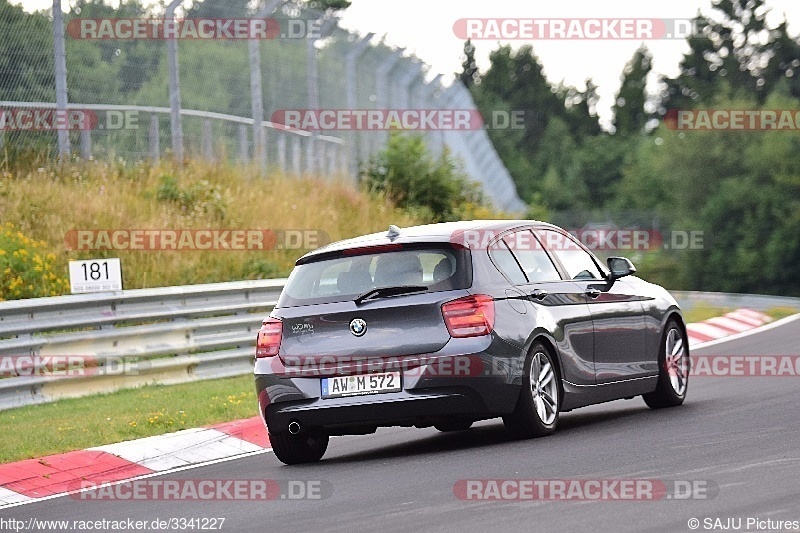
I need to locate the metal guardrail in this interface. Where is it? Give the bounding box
[0,279,287,411]
[1,284,798,411]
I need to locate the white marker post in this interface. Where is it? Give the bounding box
[68,258,122,293]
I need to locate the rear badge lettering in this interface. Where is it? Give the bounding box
[291,323,313,335]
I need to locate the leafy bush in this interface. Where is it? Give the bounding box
[0,223,69,300]
[361,134,485,222]
[156,174,229,221]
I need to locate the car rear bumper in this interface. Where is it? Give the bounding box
[255,339,523,435]
[263,388,497,434]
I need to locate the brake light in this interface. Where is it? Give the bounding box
[442,295,495,337]
[256,318,282,358]
[342,244,403,256]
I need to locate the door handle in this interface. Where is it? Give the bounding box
[530,289,548,301]
[585,288,601,299]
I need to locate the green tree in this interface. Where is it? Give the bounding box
[0,1,54,102]
[362,134,483,222]
[562,78,601,139]
[613,46,652,135]
[186,0,251,18]
[306,0,351,10]
[661,0,800,112]
[615,92,800,295]
[470,45,571,201]
[458,39,478,88]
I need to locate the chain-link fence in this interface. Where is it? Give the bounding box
[0,0,526,211]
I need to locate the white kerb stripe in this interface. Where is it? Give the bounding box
[686,322,735,339]
[90,427,264,472]
[705,316,755,333]
[0,486,33,507]
[724,311,765,327]
[736,308,772,322]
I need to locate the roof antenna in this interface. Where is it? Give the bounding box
[386,225,401,241]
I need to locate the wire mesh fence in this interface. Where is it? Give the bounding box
[0,0,526,211]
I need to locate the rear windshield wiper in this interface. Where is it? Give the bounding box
[354,285,428,305]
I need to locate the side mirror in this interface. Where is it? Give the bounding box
[606,257,636,282]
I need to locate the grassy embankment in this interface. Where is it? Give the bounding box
[0,158,429,462]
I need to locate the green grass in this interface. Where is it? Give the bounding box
[764,306,800,321]
[681,304,738,324]
[0,374,257,464]
[682,304,799,324]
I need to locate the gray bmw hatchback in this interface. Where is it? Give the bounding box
[255,220,689,464]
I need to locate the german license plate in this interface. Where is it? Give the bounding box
[321,372,401,398]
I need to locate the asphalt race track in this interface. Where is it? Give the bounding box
[6,316,800,533]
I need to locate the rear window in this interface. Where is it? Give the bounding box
[277,244,471,307]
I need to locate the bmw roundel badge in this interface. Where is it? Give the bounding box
[349,318,367,337]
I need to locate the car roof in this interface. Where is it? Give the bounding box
[297,219,561,263]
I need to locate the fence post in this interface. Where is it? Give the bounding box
[306,12,338,177]
[149,113,160,161]
[277,133,287,173]
[249,0,283,174]
[166,0,184,163]
[419,74,443,157]
[238,124,248,163]
[392,59,422,110]
[291,135,302,175]
[80,129,91,159]
[345,33,374,180]
[373,48,404,155]
[202,118,213,160]
[52,0,70,160]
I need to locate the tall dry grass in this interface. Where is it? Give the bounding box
[0,158,422,293]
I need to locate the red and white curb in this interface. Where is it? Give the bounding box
[0,417,270,508]
[686,308,772,347]
[0,307,780,508]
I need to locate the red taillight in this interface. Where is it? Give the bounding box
[442,295,495,338]
[256,318,282,358]
[342,244,403,256]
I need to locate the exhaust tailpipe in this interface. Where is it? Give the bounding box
[288,421,301,435]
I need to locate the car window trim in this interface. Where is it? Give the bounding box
[532,226,609,281]
[487,235,529,285]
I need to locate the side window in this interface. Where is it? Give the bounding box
[504,230,561,283]
[488,239,526,285]
[536,229,604,280]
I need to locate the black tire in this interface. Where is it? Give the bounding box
[503,342,561,439]
[643,319,689,409]
[434,420,474,432]
[269,430,329,465]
